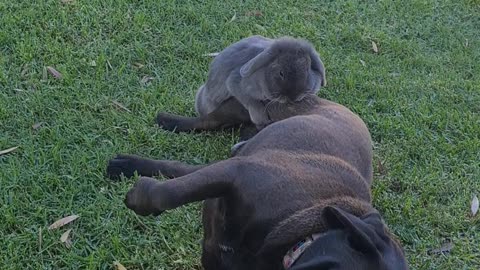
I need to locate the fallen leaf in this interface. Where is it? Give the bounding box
[229,12,237,23]
[140,75,154,86]
[428,241,453,255]
[21,64,29,77]
[88,60,97,67]
[38,227,42,252]
[471,195,479,216]
[203,52,220,57]
[46,66,63,79]
[60,229,71,242]
[246,10,263,17]
[112,101,132,113]
[254,24,266,32]
[0,146,18,156]
[371,41,379,53]
[48,215,79,230]
[377,160,386,175]
[359,59,366,67]
[113,261,127,270]
[32,122,44,130]
[106,60,113,70]
[133,62,144,69]
[42,66,48,81]
[60,229,72,248]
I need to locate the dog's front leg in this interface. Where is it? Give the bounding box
[124,159,240,216]
[107,154,210,179]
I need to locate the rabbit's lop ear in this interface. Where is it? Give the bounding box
[310,51,327,87]
[240,47,277,78]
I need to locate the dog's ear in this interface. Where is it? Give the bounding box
[323,206,409,270]
[323,206,382,256]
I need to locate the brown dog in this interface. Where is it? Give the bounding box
[107,95,408,270]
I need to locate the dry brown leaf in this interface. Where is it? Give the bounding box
[246,10,263,17]
[21,64,29,77]
[32,122,44,130]
[471,195,479,216]
[48,215,79,230]
[0,146,18,156]
[113,261,127,270]
[42,66,48,81]
[377,160,386,175]
[60,229,72,248]
[38,227,43,252]
[47,66,63,79]
[428,241,453,255]
[140,75,154,86]
[112,101,132,113]
[60,229,72,242]
[254,24,266,32]
[106,60,113,70]
[371,41,379,53]
[229,12,237,23]
[203,52,220,57]
[133,62,145,69]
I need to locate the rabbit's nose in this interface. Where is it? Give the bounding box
[285,91,301,101]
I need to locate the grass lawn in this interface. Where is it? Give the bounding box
[1,0,479,269]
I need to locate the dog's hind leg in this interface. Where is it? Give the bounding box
[123,159,240,216]
[156,97,251,132]
[106,154,211,180]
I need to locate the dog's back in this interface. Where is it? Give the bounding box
[198,95,376,265]
[235,95,373,184]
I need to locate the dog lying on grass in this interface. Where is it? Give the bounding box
[107,94,408,270]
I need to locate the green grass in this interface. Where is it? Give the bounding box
[1,0,479,269]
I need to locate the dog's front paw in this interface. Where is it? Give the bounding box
[156,112,182,132]
[106,154,144,180]
[125,177,163,216]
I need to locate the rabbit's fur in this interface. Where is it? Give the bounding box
[156,35,326,132]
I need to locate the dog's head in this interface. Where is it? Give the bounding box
[289,206,408,270]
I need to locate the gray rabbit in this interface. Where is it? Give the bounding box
[156,35,326,133]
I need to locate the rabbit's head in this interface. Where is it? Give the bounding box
[240,37,326,102]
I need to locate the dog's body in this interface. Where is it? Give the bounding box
[107,95,408,269]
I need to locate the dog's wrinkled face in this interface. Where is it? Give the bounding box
[290,207,408,270]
